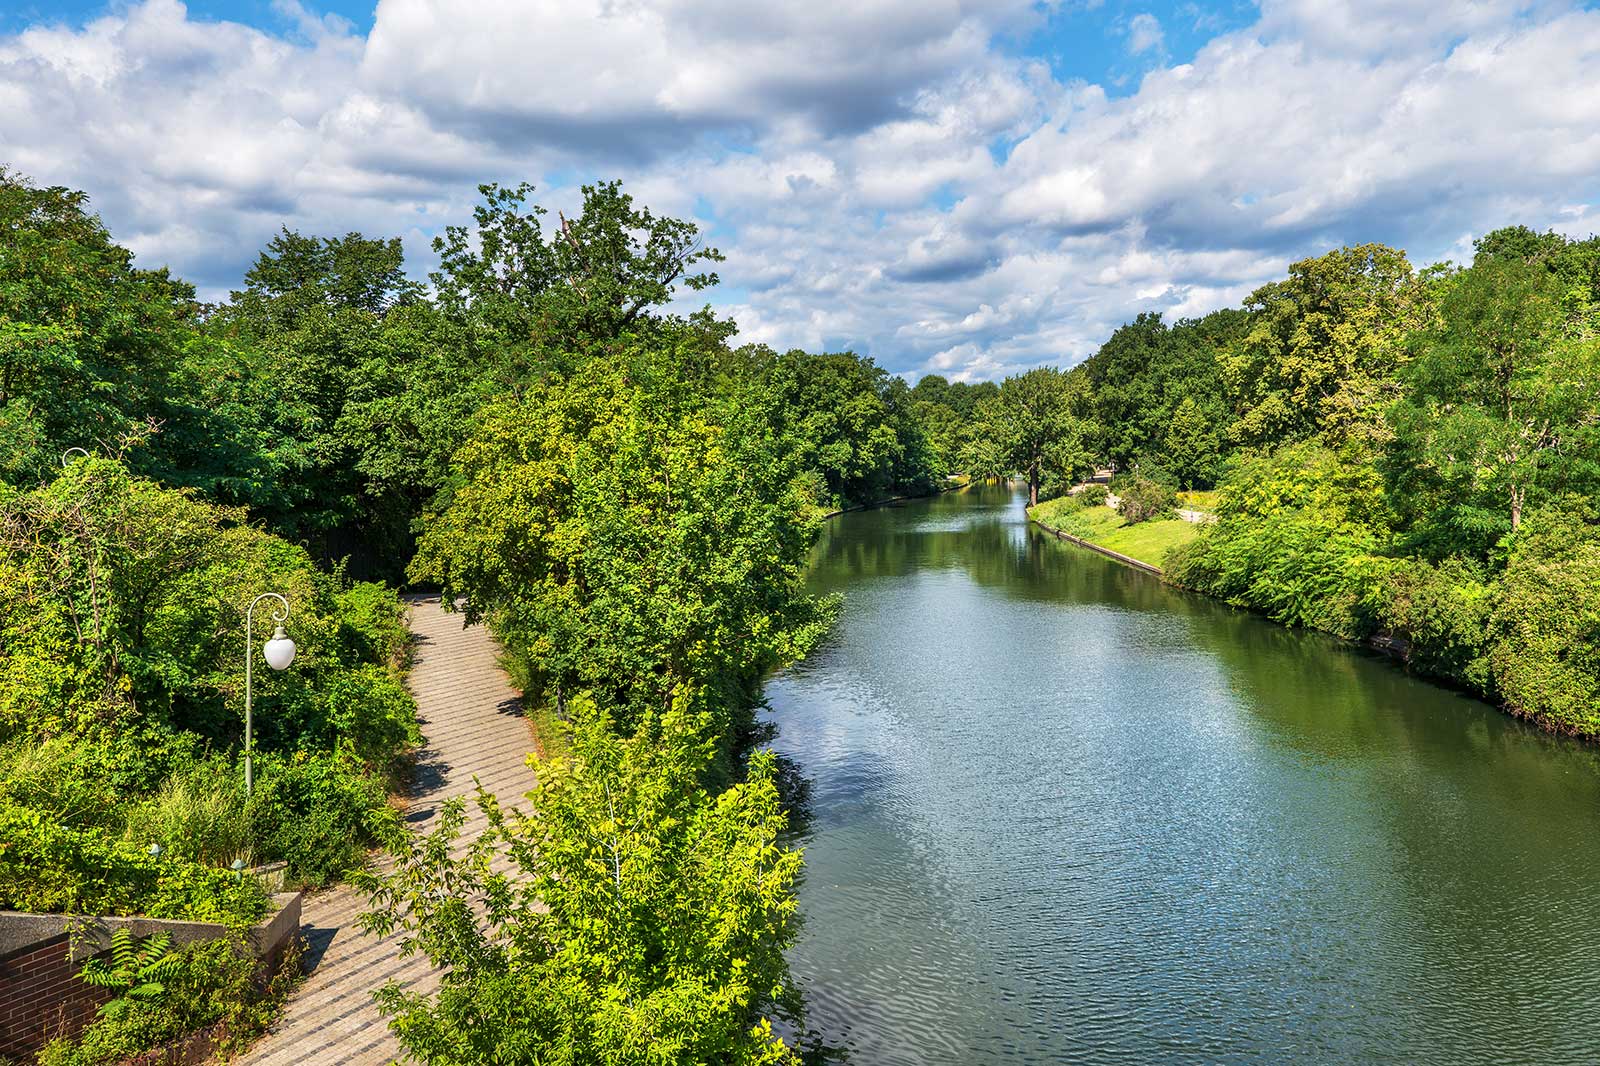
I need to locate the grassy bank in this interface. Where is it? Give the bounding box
[1030,496,1199,570]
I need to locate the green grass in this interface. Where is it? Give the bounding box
[1030,497,1201,569]
[1095,519,1199,567]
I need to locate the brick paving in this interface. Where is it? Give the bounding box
[237,596,535,1066]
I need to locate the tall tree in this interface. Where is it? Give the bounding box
[1389,257,1600,546]
[983,367,1088,506]
[1222,244,1417,448]
[430,180,723,382]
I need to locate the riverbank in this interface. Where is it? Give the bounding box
[820,477,972,520]
[1028,496,1198,570]
[1031,488,1600,744]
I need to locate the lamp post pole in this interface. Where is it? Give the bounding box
[244,593,295,797]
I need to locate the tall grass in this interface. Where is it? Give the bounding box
[120,758,253,868]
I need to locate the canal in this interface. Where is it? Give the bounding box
[767,484,1600,1064]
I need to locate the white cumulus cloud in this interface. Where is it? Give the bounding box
[1,0,1598,381]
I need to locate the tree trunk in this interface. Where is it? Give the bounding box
[1511,484,1523,531]
[1029,464,1039,507]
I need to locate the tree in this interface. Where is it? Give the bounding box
[1390,257,1600,548]
[408,359,831,740]
[224,228,419,334]
[1222,244,1417,448]
[1164,395,1222,489]
[0,169,203,483]
[754,350,933,507]
[358,696,804,1065]
[430,180,723,380]
[981,367,1088,506]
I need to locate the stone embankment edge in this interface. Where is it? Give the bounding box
[1033,512,1428,669]
[1028,514,1164,576]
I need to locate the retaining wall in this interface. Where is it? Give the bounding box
[0,892,301,1062]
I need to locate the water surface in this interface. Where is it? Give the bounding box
[768,485,1600,1064]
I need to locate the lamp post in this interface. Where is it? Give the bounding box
[61,447,89,466]
[244,593,296,797]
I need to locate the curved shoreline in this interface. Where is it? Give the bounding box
[1027,513,1164,575]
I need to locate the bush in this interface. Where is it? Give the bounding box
[0,800,268,924]
[1115,475,1176,524]
[1165,509,1383,639]
[246,750,397,885]
[38,934,302,1066]
[336,581,412,669]
[0,736,126,829]
[1360,555,1493,689]
[1486,505,1600,735]
[1072,483,1110,508]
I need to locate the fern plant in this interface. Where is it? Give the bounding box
[79,929,181,1020]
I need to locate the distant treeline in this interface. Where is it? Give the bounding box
[1012,235,1600,738]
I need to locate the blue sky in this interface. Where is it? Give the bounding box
[3,0,1599,380]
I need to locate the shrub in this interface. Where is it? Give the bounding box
[1165,509,1383,639]
[1116,475,1176,524]
[38,934,302,1066]
[0,800,268,924]
[1076,483,1110,508]
[1486,504,1600,735]
[247,750,397,885]
[0,459,419,903]
[336,581,412,669]
[1360,555,1493,689]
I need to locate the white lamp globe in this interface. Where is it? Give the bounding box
[263,625,297,671]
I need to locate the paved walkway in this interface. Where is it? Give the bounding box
[238,597,536,1066]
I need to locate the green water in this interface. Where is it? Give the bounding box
[766,485,1600,1064]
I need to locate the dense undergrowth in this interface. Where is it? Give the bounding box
[0,459,417,923]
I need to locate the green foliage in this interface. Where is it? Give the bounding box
[1164,396,1223,489]
[1076,483,1111,507]
[1222,244,1417,447]
[432,180,724,359]
[976,367,1091,505]
[0,799,268,924]
[78,930,182,1019]
[1359,555,1494,688]
[39,934,303,1066]
[1164,445,1391,638]
[1486,505,1600,734]
[1076,310,1243,472]
[410,358,832,740]
[755,348,935,508]
[1387,256,1600,555]
[1114,474,1176,525]
[0,169,199,483]
[357,694,803,1066]
[119,758,253,868]
[0,458,416,908]
[246,749,398,885]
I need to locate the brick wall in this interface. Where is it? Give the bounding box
[0,893,301,1063]
[0,933,115,1062]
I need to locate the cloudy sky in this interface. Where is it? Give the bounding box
[3,0,1599,380]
